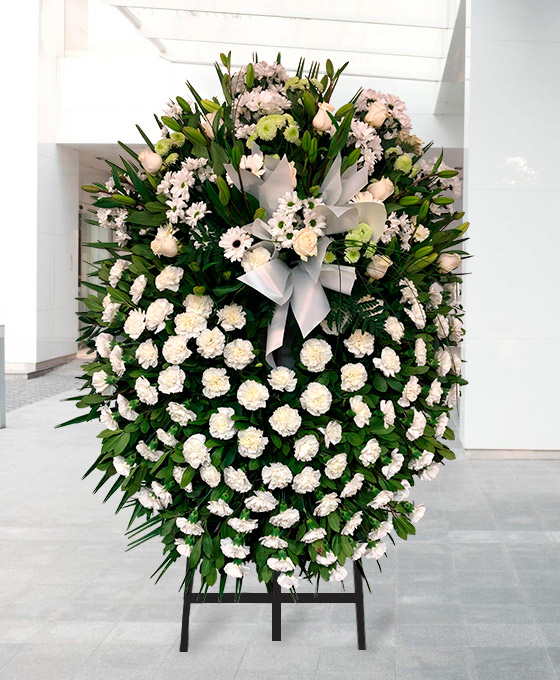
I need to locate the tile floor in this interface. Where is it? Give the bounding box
[0,388,559,679]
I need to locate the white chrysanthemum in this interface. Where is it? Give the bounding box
[349,395,371,427]
[325,453,347,480]
[415,337,427,366]
[314,493,340,517]
[136,440,164,462]
[237,380,269,411]
[182,433,210,469]
[224,339,255,370]
[227,517,258,533]
[167,402,196,426]
[174,311,207,338]
[129,274,147,304]
[208,498,233,516]
[344,329,375,358]
[260,535,288,549]
[426,379,443,406]
[124,309,146,340]
[100,406,118,431]
[380,399,396,428]
[113,455,131,476]
[117,394,138,421]
[158,365,185,394]
[176,517,204,536]
[322,421,342,448]
[300,382,332,416]
[196,328,226,359]
[292,466,321,494]
[224,466,252,492]
[262,462,293,490]
[220,537,250,560]
[368,489,394,509]
[300,338,333,372]
[109,258,129,287]
[238,427,268,458]
[301,527,327,543]
[208,407,236,440]
[269,405,302,437]
[184,294,214,318]
[245,490,278,513]
[373,347,401,377]
[136,339,159,369]
[267,366,297,392]
[406,408,427,441]
[95,332,113,358]
[217,303,246,331]
[92,370,116,396]
[241,245,271,272]
[293,434,320,462]
[200,464,221,488]
[360,438,381,466]
[398,375,421,407]
[382,449,405,479]
[270,508,300,529]
[384,316,405,343]
[145,298,174,333]
[155,265,184,292]
[267,557,296,573]
[201,367,230,398]
[162,335,191,364]
[340,363,367,392]
[342,511,363,537]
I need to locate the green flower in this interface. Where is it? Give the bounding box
[256,117,279,141]
[154,138,173,155]
[394,153,413,174]
[344,247,361,263]
[310,77,325,92]
[346,222,373,245]
[284,125,300,143]
[324,250,336,264]
[286,76,308,91]
[163,153,179,167]
[169,132,186,148]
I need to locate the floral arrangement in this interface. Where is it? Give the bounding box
[69,54,468,595]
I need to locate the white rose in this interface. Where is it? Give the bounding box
[325,453,347,480]
[238,427,268,458]
[373,347,401,377]
[184,294,213,318]
[200,464,221,488]
[237,380,269,411]
[209,407,236,440]
[293,227,318,261]
[201,367,230,398]
[146,298,174,333]
[135,339,158,369]
[224,339,254,370]
[269,405,302,437]
[415,338,427,366]
[113,455,131,476]
[406,408,427,441]
[300,338,332,372]
[241,246,271,272]
[196,328,226,359]
[268,366,297,392]
[109,259,129,288]
[344,330,374,358]
[158,365,185,394]
[92,370,115,396]
[364,101,388,127]
[438,252,461,273]
[292,466,321,494]
[398,375,421,407]
[124,309,146,340]
[167,402,196,426]
[151,226,179,258]
[217,303,246,331]
[366,254,392,280]
[300,382,332,416]
[129,275,147,304]
[349,395,371,427]
[183,433,210,469]
[367,178,394,202]
[163,335,191,364]
[262,462,293,490]
[312,102,335,132]
[155,265,184,292]
[270,508,300,529]
[384,317,405,343]
[360,438,381,466]
[95,332,113,358]
[224,466,252,493]
[314,492,340,517]
[138,149,163,175]
[323,421,342,448]
[294,434,320,462]
[340,363,367,392]
[245,490,278,513]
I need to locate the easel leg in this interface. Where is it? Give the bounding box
[271,575,281,642]
[180,571,194,652]
[353,563,366,650]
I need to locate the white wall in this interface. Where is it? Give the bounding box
[461,0,560,452]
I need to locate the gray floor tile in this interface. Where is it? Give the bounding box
[396,646,476,680]
[467,623,543,647]
[472,647,558,680]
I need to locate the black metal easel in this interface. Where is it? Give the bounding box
[180,562,366,651]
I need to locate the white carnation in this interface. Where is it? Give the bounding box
[196,328,226,359]
[224,466,252,493]
[200,464,221,488]
[340,363,367,392]
[109,258,129,287]
[342,511,363,536]
[124,309,146,340]
[176,518,204,536]
[278,573,300,589]
[245,490,278,512]
[182,433,210,469]
[270,508,300,529]
[435,348,452,377]
[268,557,296,573]
[300,382,332,416]
[373,347,401,377]
[300,338,332,372]
[129,274,147,304]
[207,498,233,516]
[344,329,374,358]
[109,345,125,377]
[435,314,450,339]
[224,339,255,370]
[262,462,293,490]
[415,337,427,366]
[292,466,321,494]
[267,366,297,392]
[92,370,116,396]
[269,405,302,437]
[426,379,443,406]
[302,528,327,543]
[369,519,393,541]
[145,298,174,333]
[238,427,268,458]
[349,395,371,427]
[365,542,387,560]
[209,407,236,440]
[408,450,434,471]
[382,449,405,479]
[113,455,131,476]
[100,406,118,431]
[217,303,246,331]
[174,311,207,338]
[316,551,337,566]
[380,399,396,428]
[237,380,269,411]
[323,421,342,448]
[158,365,185,394]
[260,535,288,549]
[435,412,449,438]
[202,367,230,398]
[220,537,250,559]
[241,245,271,272]
[228,517,258,533]
[419,462,440,481]
[184,294,213,318]
[155,265,184,292]
[136,440,163,462]
[406,408,427,441]
[384,316,405,343]
[398,375,421,407]
[360,438,381,466]
[162,335,191,364]
[294,434,320,462]
[224,562,249,579]
[157,428,178,447]
[409,504,426,524]
[314,493,340,517]
[167,402,196,426]
[95,332,113,358]
[102,294,120,324]
[135,339,159,369]
[325,453,347,480]
[368,489,394,509]
[117,394,138,421]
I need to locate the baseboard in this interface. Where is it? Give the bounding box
[466,449,560,460]
[5,352,77,379]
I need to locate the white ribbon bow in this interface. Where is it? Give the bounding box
[224,154,387,366]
